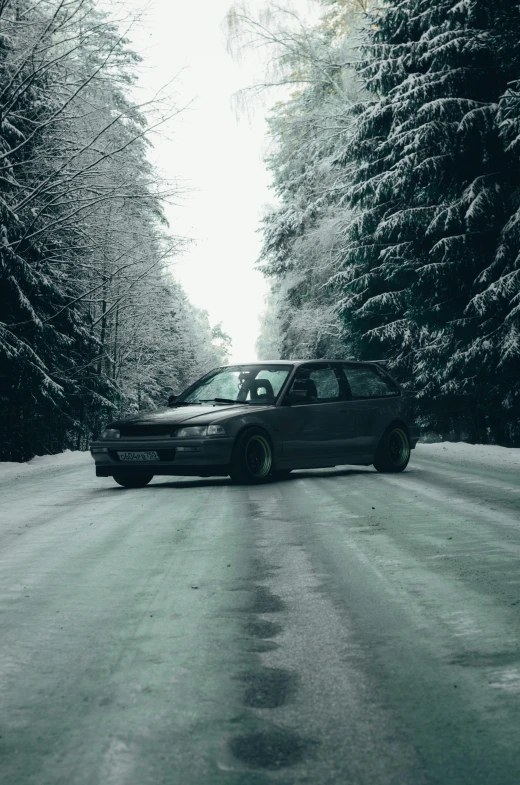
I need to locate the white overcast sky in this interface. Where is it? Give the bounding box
[124,0,318,362]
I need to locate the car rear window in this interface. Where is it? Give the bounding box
[310,368,341,400]
[343,365,399,399]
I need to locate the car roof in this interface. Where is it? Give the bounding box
[220,359,380,367]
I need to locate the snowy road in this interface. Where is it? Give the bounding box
[1,445,520,785]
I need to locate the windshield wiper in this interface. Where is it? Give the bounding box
[198,398,274,406]
[169,401,200,407]
[198,398,242,405]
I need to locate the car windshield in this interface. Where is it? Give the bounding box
[179,365,293,405]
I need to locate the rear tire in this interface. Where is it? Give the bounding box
[113,473,154,488]
[230,427,273,484]
[373,426,410,473]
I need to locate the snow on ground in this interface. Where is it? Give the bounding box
[0,450,91,483]
[416,441,520,471]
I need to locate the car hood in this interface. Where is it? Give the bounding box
[109,404,269,429]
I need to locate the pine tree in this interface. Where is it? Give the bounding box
[244,2,365,359]
[0,0,111,459]
[461,1,520,444]
[0,0,229,460]
[341,0,520,442]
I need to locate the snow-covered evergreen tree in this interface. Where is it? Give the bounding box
[341,0,520,443]
[228,1,367,359]
[236,0,520,443]
[0,0,229,460]
[465,1,520,443]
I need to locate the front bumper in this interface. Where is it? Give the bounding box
[90,437,235,477]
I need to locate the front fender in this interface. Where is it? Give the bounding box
[223,412,284,459]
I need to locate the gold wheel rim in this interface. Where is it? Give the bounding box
[388,428,410,466]
[245,435,272,478]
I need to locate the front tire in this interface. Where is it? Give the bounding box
[230,428,273,484]
[113,473,154,488]
[373,426,410,473]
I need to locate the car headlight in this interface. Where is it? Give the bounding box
[207,424,226,436]
[101,428,120,439]
[172,424,226,438]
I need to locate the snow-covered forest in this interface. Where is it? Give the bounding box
[230,0,520,446]
[0,0,230,461]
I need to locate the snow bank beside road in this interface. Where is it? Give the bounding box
[0,443,518,483]
[0,450,90,483]
[416,441,520,471]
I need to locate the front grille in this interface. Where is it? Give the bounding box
[119,425,172,437]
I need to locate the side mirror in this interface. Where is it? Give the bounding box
[167,394,178,407]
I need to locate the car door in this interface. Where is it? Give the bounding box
[339,363,401,460]
[279,363,349,467]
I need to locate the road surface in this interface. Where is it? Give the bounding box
[1,445,519,785]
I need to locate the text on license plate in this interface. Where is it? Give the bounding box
[117,451,159,462]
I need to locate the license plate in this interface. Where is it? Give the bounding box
[117,451,159,462]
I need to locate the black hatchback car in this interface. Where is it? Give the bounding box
[90,360,420,487]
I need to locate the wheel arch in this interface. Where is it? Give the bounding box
[232,422,274,451]
[382,418,410,437]
[373,419,410,457]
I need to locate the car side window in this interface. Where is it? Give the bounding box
[288,365,345,403]
[343,365,399,398]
